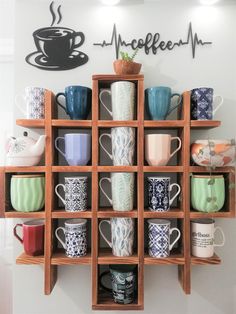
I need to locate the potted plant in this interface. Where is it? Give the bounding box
[113,48,142,75]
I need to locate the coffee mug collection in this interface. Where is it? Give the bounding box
[13,83,228,304]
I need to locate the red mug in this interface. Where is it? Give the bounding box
[13,220,45,256]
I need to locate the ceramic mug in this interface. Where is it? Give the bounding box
[10,174,45,212]
[99,265,137,304]
[148,177,181,212]
[191,175,225,213]
[191,219,225,258]
[55,219,87,258]
[191,88,223,120]
[99,173,134,212]
[55,177,88,212]
[99,127,135,166]
[145,134,181,166]
[148,219,181,258]
[55,85,92,120]
[99,81,135,120]
[55,133,91,166]
[15,87,46,119]
[99,218,134,257]
[145,86,182,120]
[13,220,45,256]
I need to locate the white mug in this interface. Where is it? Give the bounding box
[145,134,181,166]
[191,219,225,258]
[99,127,135,166]
[99,81,135,120]
[99,218,134,257]
[15,87,46,119]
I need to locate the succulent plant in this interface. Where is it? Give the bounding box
[120,48,139,62]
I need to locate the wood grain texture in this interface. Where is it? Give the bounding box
[52,166,93,172]
[5,211,45,218]
[98,120,138,127]
[16,252,44,265]
[51,251,92,265]
[5,166,46,173]
[52,120,92,128]
[0,169,5,217]
[191,253,221,265]
[144,252,185,265]
[52,209,92,218]
[144,120,185,128]
[190,120,221,128]
[97,208,138,218]
[97,166,138,172]
[143,166,184,172]
[144,208,184,219]
[16,119,45,128]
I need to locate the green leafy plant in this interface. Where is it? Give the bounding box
[120,48,139,62]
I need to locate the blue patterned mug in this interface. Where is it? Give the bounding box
[148,219,181,258]
[55,85,92,120]
[145,86,182,120]
[55,219,87,258]
[99,264,137,304]
[191,88,223,120]
[148,177,181,212]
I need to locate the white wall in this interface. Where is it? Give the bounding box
[11,1,236,314]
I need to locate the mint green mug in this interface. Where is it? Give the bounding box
[191,175,225,213]
[10,174,45,212]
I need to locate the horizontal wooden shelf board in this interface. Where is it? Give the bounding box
[5,166,46,173]
[144,252,185,265]
[191,253,221,265]
[93,303,142,311]
[190,120,221,128]
[97,166,138,172]
[52,120,92,127]
[93,74,144,81]
[52,166,93,172]
[144,208,184,218]
[144,120,185,128]
[98,120,138,127]
[52,210,92,218]
[98,250,139,264]
[189,166,235,173]
[16,119,45,128]
[143,166,184,172]
[51,251,91,265]
[97,208,138,218]
[190,210,233,218]
[5,210,45,219]
[16,252,44,265]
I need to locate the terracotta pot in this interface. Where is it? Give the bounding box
[113,60,142,75]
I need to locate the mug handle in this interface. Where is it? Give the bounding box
[99,134,113,160]
[213,95,224,114]
[169,228,181,251]
[99,271,112,293]
[55,93,67,113]
[170,137,182,159]
[167,93,182,115]
[55,137,66,158]
[99,177,112,205]
[169,183,181,205]
[73,32,85,48]
[55,184,66,205]
[55,227,66,249]
[13,224,23,244]
[15,94,27,116]
[99,220,112,248]
[99,89,113,117]
[213,226,225,247]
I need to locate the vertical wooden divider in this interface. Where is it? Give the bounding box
[0,169,6,217]
[44,90,57,295]
[92,79,99,308]
[178,91,191,294]
[137,78,144,308]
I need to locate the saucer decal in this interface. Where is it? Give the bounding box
[25,1,88,71]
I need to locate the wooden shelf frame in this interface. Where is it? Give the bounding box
[0,79,234,311]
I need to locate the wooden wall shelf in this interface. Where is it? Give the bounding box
[1,76,235,311]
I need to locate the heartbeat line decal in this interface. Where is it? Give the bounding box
[93,22,212,59]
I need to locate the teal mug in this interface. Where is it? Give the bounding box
[191,175,225,213]
[145,86,182,120]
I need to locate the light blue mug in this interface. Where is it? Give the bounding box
[55,133,91,166]
[145,86,182,120]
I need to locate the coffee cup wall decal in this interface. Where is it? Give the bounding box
[25,1,88,71]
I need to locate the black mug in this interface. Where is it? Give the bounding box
[99,265,137,304]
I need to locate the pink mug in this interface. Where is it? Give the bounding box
[145,134,181,166]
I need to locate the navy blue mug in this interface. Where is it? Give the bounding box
[191,87,223,120]
[55,86,92,120]
[145,86,182,120]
